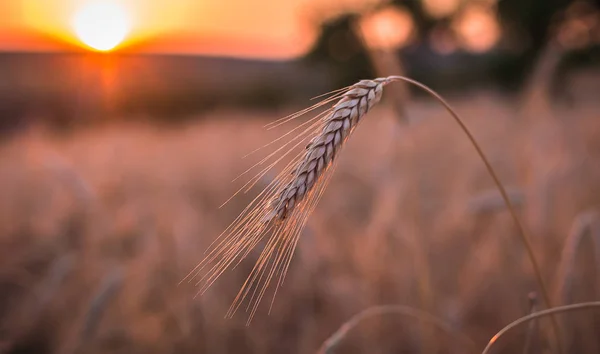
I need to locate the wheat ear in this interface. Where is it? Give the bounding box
[266,78,385,221]
[182,78,386,323]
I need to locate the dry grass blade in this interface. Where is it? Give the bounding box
[481,301,600,354]
[79,269,123,342]
[316,305,477,354]
[64,267,123,354]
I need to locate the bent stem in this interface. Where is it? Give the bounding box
[316,305,477,354]
[482,301,600,354]
[385,76,562,354]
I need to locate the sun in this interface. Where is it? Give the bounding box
[72,1,130,52]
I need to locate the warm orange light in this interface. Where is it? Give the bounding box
[359,6,415,50]
[452,4,500,53]
[72,1,130,52]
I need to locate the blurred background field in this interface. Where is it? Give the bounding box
[1,0,600,353]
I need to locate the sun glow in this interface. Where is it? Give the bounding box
[72,1,130,51]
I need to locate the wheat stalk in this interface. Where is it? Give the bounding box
[184,75,560,346]
[553,210,600,350]
[555,210,600,306]
[522,292,539,354]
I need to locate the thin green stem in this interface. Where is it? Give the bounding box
[482,301,600,354]
[385,75,563,354]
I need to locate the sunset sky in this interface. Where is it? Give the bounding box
[0,0,381,59]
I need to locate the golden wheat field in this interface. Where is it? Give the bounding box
[1,69,600,354]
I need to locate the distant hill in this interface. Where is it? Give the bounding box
[120,32,306,60]
[0,51,333,131]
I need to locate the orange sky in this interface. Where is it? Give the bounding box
[0,0,381,59]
